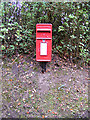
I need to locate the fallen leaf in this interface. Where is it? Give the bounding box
[70,109,73,111]
[60,104,63,107]
[12,59,14,61]
[73,98,78,101]
[23,98,25,101]
[19,85,22,88]
[80,67,83,70]
[20,55,23,58]
[76,98,78,101]
[7,68,10,71]
[54,59,56,62]
[18,103,21,106]
[37,107,39,110]
[28,81,32,84]
[47,69,50,72]
[62,66,64,68]
[30,73,32,77]
[29,94,33,98]
[17,65,20,68]
[48,110,51,112]
[27,112,29,114]
[80,91,81,94]
[10,79,12,81]
[52,112,55,114]
[39,98,41,101]
[32,101,35,103]
[42,115,45,118]
[76,89,79,92]
[33,88,36,92]
[10,3,12,6]
[64,56,66,59]
[69,79,71,81]
[54,112,58,115]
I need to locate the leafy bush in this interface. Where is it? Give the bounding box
[1,2,89,65]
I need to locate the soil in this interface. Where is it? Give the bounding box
[1,53,89,118]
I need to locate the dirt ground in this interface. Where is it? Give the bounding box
[1,53,89,118]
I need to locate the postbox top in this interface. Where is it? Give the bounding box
[36,23,52,25]
[36,23,52,26]
[36,23,52,31]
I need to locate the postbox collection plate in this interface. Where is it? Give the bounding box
[40,42,47,55]
[36,23,52,62]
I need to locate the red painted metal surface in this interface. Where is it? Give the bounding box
[36,23,52,62]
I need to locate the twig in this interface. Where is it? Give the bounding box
[9,54,20,65]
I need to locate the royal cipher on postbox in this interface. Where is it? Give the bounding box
[36,23,52,62]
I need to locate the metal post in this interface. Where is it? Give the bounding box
[40,62,46,73]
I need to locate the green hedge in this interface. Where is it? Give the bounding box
[1,2,89,65]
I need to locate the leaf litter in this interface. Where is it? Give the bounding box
[2,54,89,118]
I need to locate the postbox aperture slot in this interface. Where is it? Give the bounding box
[37,31,50,33]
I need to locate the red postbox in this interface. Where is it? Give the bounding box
[36,23,52,62]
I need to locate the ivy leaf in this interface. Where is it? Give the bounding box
[58,26,64,32]
[64,22,69,27]
[1,28,8,33]
[20,43,23,46]
[1,45,6,50]
[8,23,12,26]
[27,13,31,17]
[0,24,4,28]
[10,45,15,50]
[70,35,77,39]
[69,14,74,19]
[0,35,4,39]
[79,42,84,46]
[14,22,18,26]
[16,30,20,36]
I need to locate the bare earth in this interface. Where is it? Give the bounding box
[1,54,89,118]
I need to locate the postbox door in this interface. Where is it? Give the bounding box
[36,39,52,61]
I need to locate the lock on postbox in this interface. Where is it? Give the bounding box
[36,23,52,72]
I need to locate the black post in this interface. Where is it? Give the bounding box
[40,62,46,73]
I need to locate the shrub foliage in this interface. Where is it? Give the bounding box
[1,2,89,65]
